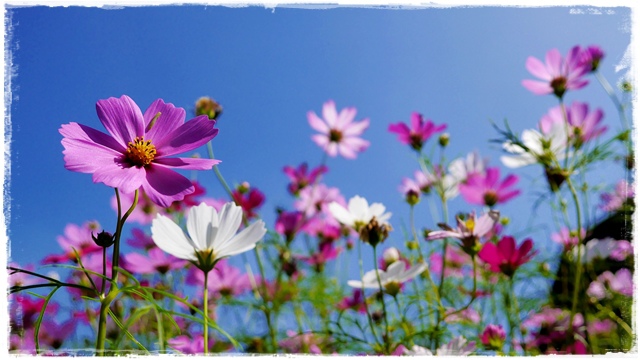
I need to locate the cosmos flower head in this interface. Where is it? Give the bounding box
[60,95,220,207]
[522,46,589,98]
[539,101,606,149]
[388,112,446,151]
[283,162,328,196]
[308,100,370,159]
[478,235,537,277]
[347,261,427,296]
[329,195,391,232]
[151,202,266,273]
[427,210,500,256]
[459,167,520,207]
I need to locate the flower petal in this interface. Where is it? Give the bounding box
[141,164,195,208]
[154,157,220,170]
[155,116,218,157]
[216,220,266,259]
[96,95,144,148]
[342,118,369,137]
[151,214,197,261]
[92,162,146,193]
[322,100,338,127]
[521,79,552,95]
[525,56,551,80]
[186,203,216,251]
[144,98,187,144]
[60,122,125,174]
[307,111,329,134]
[211,202,243,250]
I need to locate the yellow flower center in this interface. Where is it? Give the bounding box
[126,137,157,167]
[464,218,475,233]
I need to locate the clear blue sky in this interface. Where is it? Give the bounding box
[6,5,632,278]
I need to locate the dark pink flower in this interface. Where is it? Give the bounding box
[168,334,214,354]
[302,216,342,243]
[337,289,367,313]
[43,221,102,264]
[481,324,506,350]
[388,112,446,151]
[283,162,328,196]
[275,210,307,243]
[579,45,605,72]
[60,95,219,207]
[297,242,342,272]
[122,247,187,275]
[459,167,520,207]
[308,100,370,159]
[232,184,265,220]
[539,101,606,148]
[478,236,537,277]
[522,46,589,98]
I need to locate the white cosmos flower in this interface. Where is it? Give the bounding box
[448,150,487,183]
[500,120,570,168]
[403,336,475,356]
[151,202,266,272]
[347,261,426,294]
[328,195,391,231]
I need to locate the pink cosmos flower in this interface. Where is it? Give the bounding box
[283,162,328,196]
[232,185,265,220]
[168,334,215,354]
[551,227,585,252]
[279,330,322,354]
[610,240,633,261]
[539,101,606,148]
[39,319,76,349]
[429,246,472,278]
[295,183,345,218]
[275,210,307,243]
[459,167,520,207]
[187,259,253,298]
[445,307,481,324]
[122,247,187,275]
[126,228,156,250]
[481,324,506,350]
[586,268,633,299]
[587,319,615,335]
[523,307,586,354]
[448,151,487,184]
[337,289,367,313]
[297,242,342,272]
[60,96,220,207]
[522,46,589,98]
[10,295,59,330]
[579,45,605,72]
[43,221,102,264]
[308,100,370,159]
[388,112,446,151]
[478,236,537,277]
[398,177,421,205]
[302,216,342,243]
[600,180,634,212]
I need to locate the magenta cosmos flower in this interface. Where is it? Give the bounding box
[478,236,537,277]
[388,112,446,151]
[283,162,328,196]
[522,46,589,98]
[459,167,520,207]
[308,100,370,159]
[60,95,220,207]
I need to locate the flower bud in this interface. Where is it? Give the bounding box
[382,247,400,265]
[481,324,506,351]
[499,217,510,226]
[237,181,250,194]
[359,217,391,247]
[438,133,450,147]
[195,96,223,120]
[405,189,420,206]
[406,241,419,251]
[92,230,115,248]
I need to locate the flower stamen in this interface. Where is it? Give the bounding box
[126,137,157,167]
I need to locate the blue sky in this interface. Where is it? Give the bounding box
[5,5,633,282]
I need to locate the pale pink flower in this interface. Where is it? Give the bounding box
[427,211,500,254]
[429,246,472,278]
[600,180,634,212]
[295,184,345,218]
[126,228,156,250]
[445,307,481,323]
[297,242,342,272]
[122,247,187,275]
[388,112,446,151]
[586,268,633,299]
[448,151,487,184]
[308,100,370,159]
[168,334,215,354]
[522,46,589,98]
[43,221,102,264]
[279,330,322,354]
[539,101,606,148]
[187,259,253,298]
[551,227,585,252]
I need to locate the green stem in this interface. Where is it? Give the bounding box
[203,270,209,355]
[509,277,526,355]
[154,307,165,353]
[432,198,449,350]
[111,189,139,282]
[357,240,379,346]
[95,288,120,355]
[566,177,585,347]
[372,245,391,354]
[207,141,234,199]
